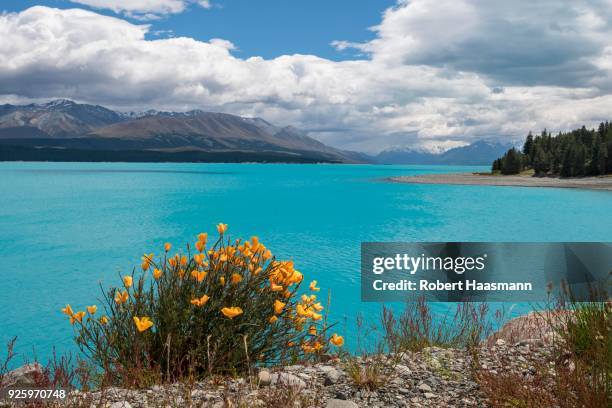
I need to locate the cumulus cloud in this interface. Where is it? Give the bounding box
[0,3,611,153]
[337,0,612,89]
[68,0,212,20]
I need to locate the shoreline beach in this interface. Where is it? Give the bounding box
[389,173,612,191]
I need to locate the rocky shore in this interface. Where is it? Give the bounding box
[1,315,559,408]
[389,173,612,191]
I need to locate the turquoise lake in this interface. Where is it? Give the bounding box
[1,162,611,364]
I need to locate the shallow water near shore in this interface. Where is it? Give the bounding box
[1,162,611,365]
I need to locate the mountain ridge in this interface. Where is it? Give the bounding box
[0,100,361,163]
[375,140,514,165]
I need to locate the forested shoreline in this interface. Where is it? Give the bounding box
[492,122,612,177]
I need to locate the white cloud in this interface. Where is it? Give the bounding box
[68,0,213,20]
[0,3,611,153]
[336,0,612,88]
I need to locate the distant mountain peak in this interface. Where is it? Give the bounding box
[44,98,76,107]
[376,139,513,165]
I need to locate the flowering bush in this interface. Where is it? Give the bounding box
[62,224,342,384]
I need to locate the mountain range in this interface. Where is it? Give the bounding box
[374,140,514,165]
[0,100,361,163]
[0,99,511,165]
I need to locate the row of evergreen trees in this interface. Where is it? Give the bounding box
[492,121,612,177]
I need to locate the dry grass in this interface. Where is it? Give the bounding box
[476,285,611,408]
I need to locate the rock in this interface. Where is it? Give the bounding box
[324,368,341,385]
[424,392,437,399]
[325,399,359,408]
[191,389,209,399]
[270,372,306,389]
[109,402,132,408]
[283,365,302,371]
[334,390,350,400]
[418,383,432,393]
[258,369,271,386]
[496,339,507,346]
[0,364,43,388]
[395,364,412,376]
[398,387,411,395]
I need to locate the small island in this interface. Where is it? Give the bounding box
[391,122,612,191]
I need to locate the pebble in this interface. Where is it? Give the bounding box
[12,325,558,408]
[324,368,341,385]
[418,383,432,393]
[258,369,272,386]
[326,399,359,408]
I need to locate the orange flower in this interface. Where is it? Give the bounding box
[312,302,324,312]
[123,276,133,288]
[270,283,283,292]
[262,249,272,261]
[221,306,243,319]
[86,305,97,315]
[231,273,242,284]
[302,341,323,353]
[133,316,154,332]
[61,304,74,317]
[219,276,226,285]
[164,242,172,252]
[309,280,320,292]
[100,316,109,325]
[168,257,177,267]
[191,270,207,282]
[329,334,344,347]
[296,304,313,318]
[216,223,228,234]
[141,253,154,271]
[269,316,278,323]
[115,291,128,305]
[311,312,323,321]
[153,268,162,280]
[70,311,86,325]
[195,240,205,252]
[180,255,188,266]
[190,295,210,307]
[308,326,317,336]
[274,300,286,315]
[198,232,208,243]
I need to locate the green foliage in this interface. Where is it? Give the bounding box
[62,230,340,386]
[500,148,523,175]
[493,121,612,177]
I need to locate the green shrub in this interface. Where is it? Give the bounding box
[61,225,343,386]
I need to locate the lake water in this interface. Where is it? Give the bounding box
[1,162,611,363]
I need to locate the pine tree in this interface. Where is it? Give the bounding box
[501,148,523,175]
[532,145,550,175]
[492,122,611,177]
[589,134,601,175]
[599,142,608,175]
[561,147,573,177]
[573,144,586,176]
[523,132,534,164]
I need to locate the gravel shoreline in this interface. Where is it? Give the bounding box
[1,313,562,408]
[388,173,612,191]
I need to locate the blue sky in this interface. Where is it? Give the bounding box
[1,0,611,152]
[1,0,394,60]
